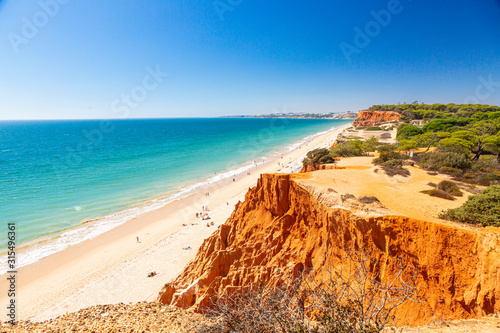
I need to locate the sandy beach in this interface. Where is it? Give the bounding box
[0,123,350,322]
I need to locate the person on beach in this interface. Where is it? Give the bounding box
[136,236,140,243]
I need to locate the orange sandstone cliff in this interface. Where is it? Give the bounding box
[352,110,401,127]
[158,174,500,326]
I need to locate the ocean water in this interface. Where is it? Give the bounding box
[0,118,351,270]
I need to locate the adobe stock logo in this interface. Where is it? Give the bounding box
[464,74,500,104]
[213,0,243,21]
[339,0,408,64]
[7,0,71,53]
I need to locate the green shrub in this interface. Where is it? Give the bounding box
[471,155,500,173]
[373,151,407,165]
[382,159,404,168]
[422,118,472,132]
[440,185,500,227]
[302,148,335,167]
[438,166,463,177]
[358,196,381,204]
[377,144,398,153]
[477,172,500,185]
[366,126,383,131]
[396,124,423,140]
[331,140,364,157]
[362,137,379,152]
[416,149,472,171]
[381,165,410,177]
[421,189,456,200]
[437,180,463,196]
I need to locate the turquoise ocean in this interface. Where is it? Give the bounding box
[0,118,351,272]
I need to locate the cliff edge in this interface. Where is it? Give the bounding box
[352,110,401,127]
[158,170,500,326]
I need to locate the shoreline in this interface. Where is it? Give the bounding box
[0,122,348,275]
[0,123,351,322]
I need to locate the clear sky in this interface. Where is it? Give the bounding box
[0,0,499,120]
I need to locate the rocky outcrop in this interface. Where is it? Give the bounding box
[158,174,500,326]
[0,302,202,333]
[352,110,401,127]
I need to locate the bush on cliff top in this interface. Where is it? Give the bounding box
[330,137,379,158]
[421,188,456,201]
[302,148,335,168]
[439,185,500,227]
[437,180,463,197]
[372,151,410,177]
[330,139,364,157]
[415,148,472,171]
[373,151,407,165]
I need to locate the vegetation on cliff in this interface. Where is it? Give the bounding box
[368,102,500,116]
[439,185,500,227]
[302,138,379,169]
[190,249,423,333]
[391,103,500,186]
[420,180,463,201]
[302,148,335,168]
[372,150,410,177]
[388,103,500,163]
[303,103,500,226]
[307,103,500,185]
[159,174,500,326]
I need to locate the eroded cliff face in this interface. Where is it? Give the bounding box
[158,174,500,326]
[352,110,401,127]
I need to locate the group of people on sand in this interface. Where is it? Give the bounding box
[196,212,211,220]
[147,271,158,278]
[196,205,216,227]
[196,206,212,220]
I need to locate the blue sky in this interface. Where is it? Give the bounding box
[0,0,499,119]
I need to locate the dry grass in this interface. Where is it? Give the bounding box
[420,189,456,201]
